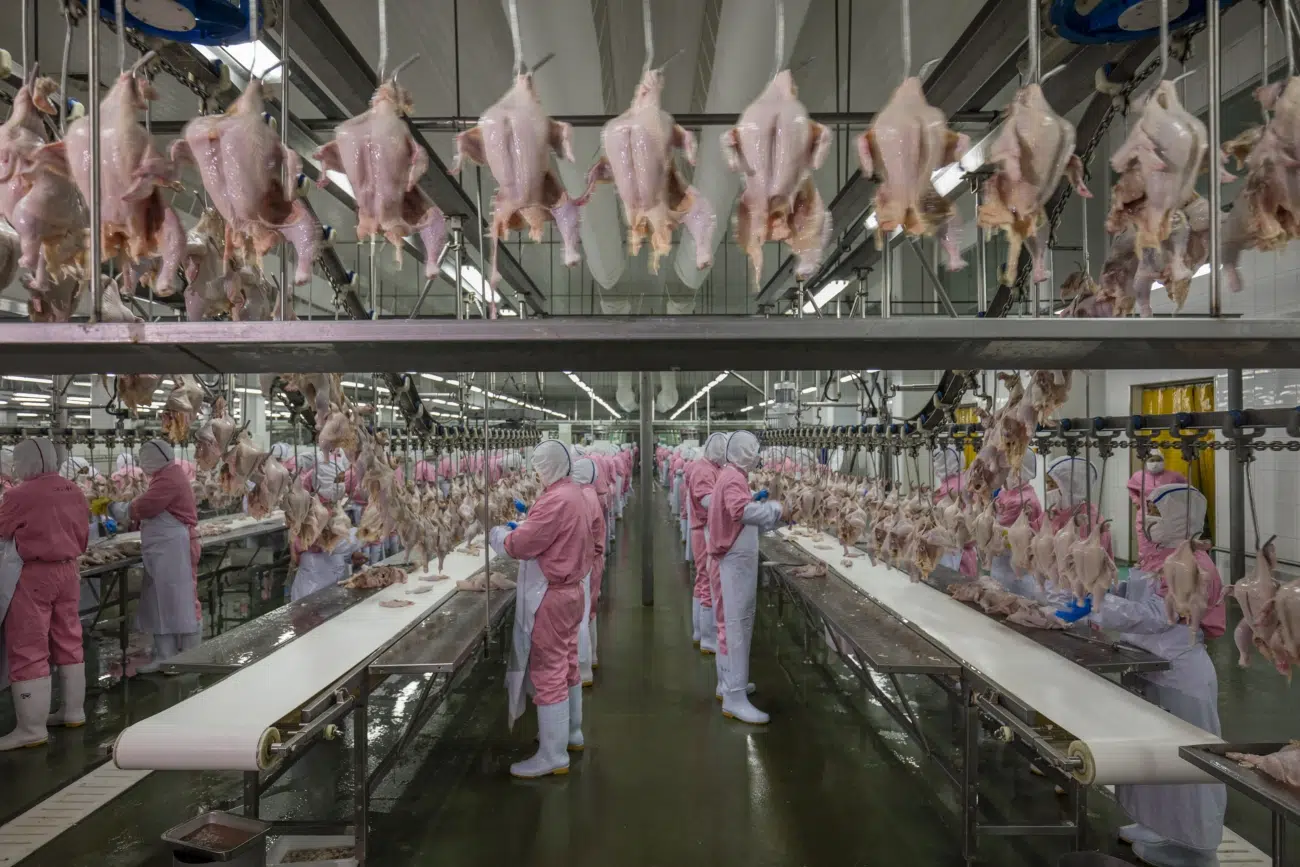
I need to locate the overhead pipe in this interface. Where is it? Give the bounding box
[671,0,813,291]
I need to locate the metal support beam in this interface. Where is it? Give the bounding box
[640,372,654,608]
[1229,370,1247,583]
[906,238,959,318]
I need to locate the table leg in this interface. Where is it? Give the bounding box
[962,679,979,863]
[1273,812,1286,867]
[353,676,370,865]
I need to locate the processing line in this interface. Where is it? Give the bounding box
[110,538,515,865]
[760,529,1217,862]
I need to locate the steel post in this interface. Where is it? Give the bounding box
[1229,369,1246,582]
[974,180,988,314]
[1208,0,1223,316]
[881,243,893,319]
[640,371,653,607]
[88,0,102,321]
[907,237,959,317]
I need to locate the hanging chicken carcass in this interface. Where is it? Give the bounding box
[585,66,715,274]
[64,53,185,297]
[722,70,832,283]
[313,61,447,278]
[858,77,969,269]
[978,84,1090,286]
[171,76,321,286]
[0,66,86,283]
[451,61,586,307]
[160,375,206,442]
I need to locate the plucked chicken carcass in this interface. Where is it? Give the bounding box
[1226,742,1300,788]
[909,523,955,582]
[1272,581,1300,680]
[0,66,85,281]
[978,84,1091,285]
[1029,370,1072,424]
[586,66,715,273]
[1006,603,1067,630]
[859,76,969,269]
[115,373,162,416]
[277,373,343,422]
[456,570,517,592]
[160,375,206,442]
[451,63,585,301]
[722,70,832,282]
[194,398,237,471]
[99,277,142,324]
[313,63,447,278]
[1108,82,1224,256]
[247,455,290,520]
[971,500,999,566]
[1229,536,1290,673]
[21,236,84,322]
[1162,538,1214,641]
[343,565,408,590]
[1053,515,1079,594]
[1222,78,1300,293]
[284,476,330,551]
[1069,518,1117,607]
[171,76,320,285]
[1028,517,1059,590]
[63,53,185,297]
[318,403,363,463]
[1007,506,1035,577]
[790,562,827,579]
[219,434,264,495]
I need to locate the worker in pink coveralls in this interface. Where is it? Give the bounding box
[1127,452,1187,567]
[686,432,728,653]
[0,437,90,750]
[130,440,202,675]
[489,441,593,778]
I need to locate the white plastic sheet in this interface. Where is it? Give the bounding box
[779,529,1219,785]
[112,544,494,771]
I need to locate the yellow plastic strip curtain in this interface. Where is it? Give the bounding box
[955,405,979,467]
[1141,382,1215,544]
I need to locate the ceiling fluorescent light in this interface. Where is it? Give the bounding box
[442,261,501,306]
[220,40,284,82]
[670,372,729,420]
[5,376,52,385]
[562,371,621,419]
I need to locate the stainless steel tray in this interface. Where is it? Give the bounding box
[162,811,271,862]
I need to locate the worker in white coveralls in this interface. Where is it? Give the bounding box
[705,430,784,725]
[1055,484,1226,867]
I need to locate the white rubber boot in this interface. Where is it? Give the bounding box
[134,634,175,675]
[589,618,599,670]
[719,647,768,724]
[0,676,51,750]
[699,604,718,654]
[1119,824,1164,846]
[165,632,201,676]
[510,700,571,778]
[567,685,584,752]
[47,664,86,727]
[713,652,755,701]
[691,597,702,645]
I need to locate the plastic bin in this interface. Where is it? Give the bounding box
[265,834,356,867]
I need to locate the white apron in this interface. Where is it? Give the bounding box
[136,512,199,635]
[718,525,761,694]
[0,539,23,692]
[1115,570,1226,851]
[506,557,548,729]
[683,499,694,563]
[577,572,593,682]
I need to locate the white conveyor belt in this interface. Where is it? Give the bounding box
[111,543,495,772]
[779,529,1220,786]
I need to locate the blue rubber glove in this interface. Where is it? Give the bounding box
[1053,596,1093,624]
[506,521,518,530]
[992,487,1002,500]
[513,499,528,514]
[103,517,118,534]
[753,490,769,502]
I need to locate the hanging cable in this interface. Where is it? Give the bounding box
[59,2,74,134]
[378,0,388,81]
[508,0,524,77]
[901,0,911,80]
[115,0,125,73]
[1027,0,1040,84]
[1158,0,1169,81]
[773,0,785,78]
[642,0,654,74]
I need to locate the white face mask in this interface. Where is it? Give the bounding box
[1146,458,1165,474]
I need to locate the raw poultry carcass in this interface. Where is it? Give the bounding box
[1028,517,1059,590]
[1006,603,1068,630]
[1230,536,1290,673]
[160,375,206,442]
[0,66,85,281]
[358,501,392,546]
[193,398,237,471]
[1273,581,1300,681]
[318,403,363,463]
[1226,743,1300,788]
[859,76,969,269]
[1059,268,1098,304]
[342,565,408,590]
[277,373,343,422]
[979,84,1091,285]
[451,63,585,301]
[64,53,185,297]
[972,500,1000,566]
[171,76,320,285]
[219,434,264,495]
[1053,515,1079,594]
[837,505,869,558]
[284,476,330,551]
[1108,81,1223,255]
[1028,370,1072,424]
[586,66,715,273]
[790,562,827,579]
[909,523,956,582]
[313,62,446,278]
[115,373,163,416]
[316,505,354,554]
[21,236,84,322]
[456,570,517,592]
[722,70,832,282]
[247,455,290,520]
[1100,196,1210,317]
[1221,78,1300,294]
[1068,518,1117,607]
[99,277,142,324]
[1162,538,1214,641]
[1007,506,1036,577]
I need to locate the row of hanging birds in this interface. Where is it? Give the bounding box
[3,28,1298,322]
